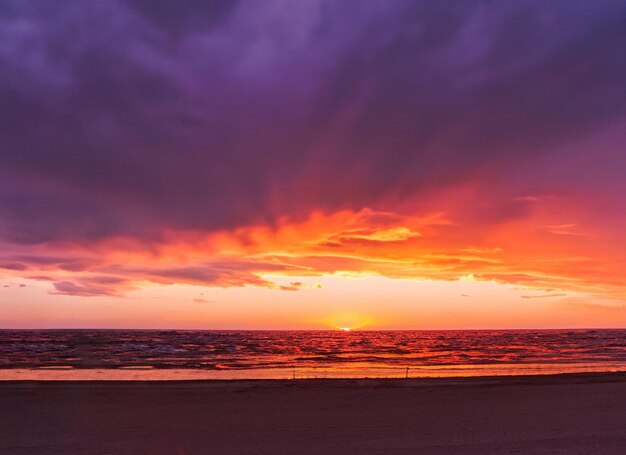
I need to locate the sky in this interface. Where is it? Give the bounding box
[1,0,625,329]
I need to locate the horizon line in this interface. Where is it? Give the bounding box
[1,327,625,331]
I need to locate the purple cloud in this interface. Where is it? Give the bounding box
[0,1,624,303]
[0,1,623,246]
[51,276,130,297]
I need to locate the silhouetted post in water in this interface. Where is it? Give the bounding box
[292,366,296,380]
[405,367,409,379]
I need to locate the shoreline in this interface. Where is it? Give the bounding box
[2,361,624,381]
[2,370,626,388]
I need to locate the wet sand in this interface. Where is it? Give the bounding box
[2,373,626,454]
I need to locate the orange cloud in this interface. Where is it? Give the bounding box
[0,198,625,302]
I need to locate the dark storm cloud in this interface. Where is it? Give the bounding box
[124,0,240,36]
[0,0,625,245]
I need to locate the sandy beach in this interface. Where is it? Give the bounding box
[2,373,626,454]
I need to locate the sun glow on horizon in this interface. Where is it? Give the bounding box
[2,272,626,330]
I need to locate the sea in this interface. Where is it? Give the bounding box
[1,329,625,380]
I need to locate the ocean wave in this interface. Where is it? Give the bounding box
[1,329,626,371]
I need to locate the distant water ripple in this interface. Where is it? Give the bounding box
[1,330,626,378]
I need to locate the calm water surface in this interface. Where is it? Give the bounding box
[1,329,625,380]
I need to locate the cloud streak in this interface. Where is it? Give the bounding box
[0,1,625,300]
